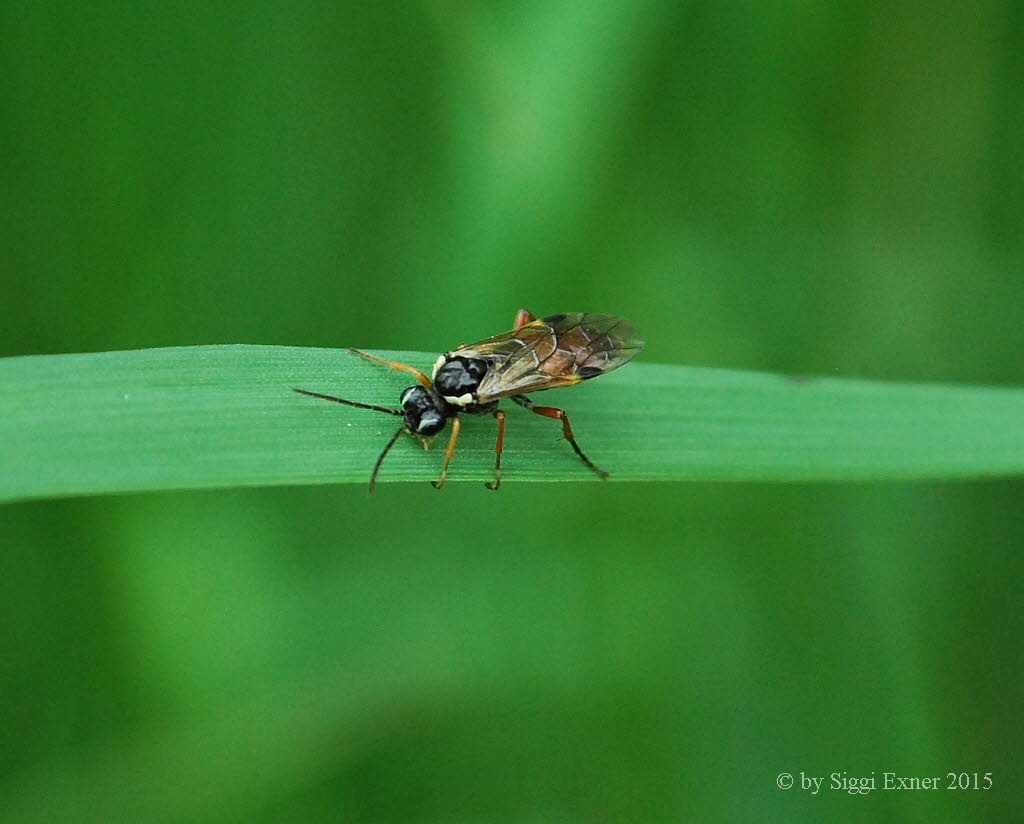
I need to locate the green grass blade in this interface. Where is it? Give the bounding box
[2,344,1024,502]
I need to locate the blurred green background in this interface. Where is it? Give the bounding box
[3,2,1022,821]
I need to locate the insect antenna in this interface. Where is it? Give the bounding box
[370,425,406,493]
[292,388,402,417]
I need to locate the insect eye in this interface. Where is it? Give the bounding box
[416,412,445,436]
[401,386,429,409]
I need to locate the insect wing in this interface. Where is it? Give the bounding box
[455,313,644,402]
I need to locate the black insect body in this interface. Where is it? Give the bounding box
[432,357,489,401]
[293,310,644,491]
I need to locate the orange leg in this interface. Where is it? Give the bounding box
[523,401,609,480]
[484,409,506,490]
[431,415,461,489]
[512,309,536,329]
[347,348,432,389]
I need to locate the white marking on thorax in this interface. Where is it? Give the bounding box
[443,392,474,407]
[432,354,447,379]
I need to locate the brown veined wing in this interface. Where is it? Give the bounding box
[450,313,644,403]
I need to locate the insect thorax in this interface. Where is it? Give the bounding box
[432,355,489,408]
